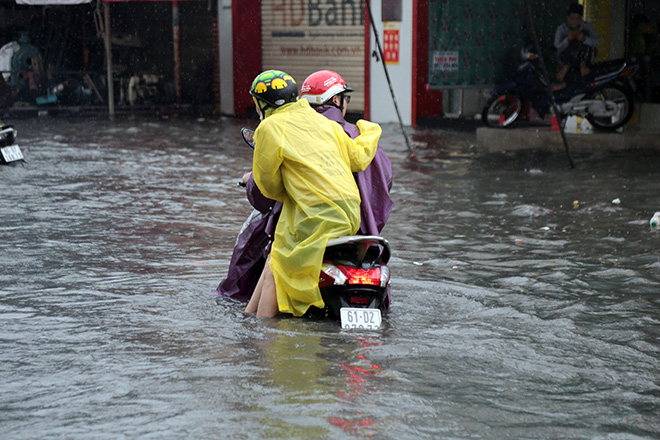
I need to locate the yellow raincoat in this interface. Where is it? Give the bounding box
[253,99,382,316]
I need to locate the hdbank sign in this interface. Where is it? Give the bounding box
[261,0,366,111]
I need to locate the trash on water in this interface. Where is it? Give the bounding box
[612,198,621,204]
[650,212,660,230]
[564,115,593,134]
[564,115,578,133]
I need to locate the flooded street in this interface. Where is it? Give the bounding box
[1,116,659,439]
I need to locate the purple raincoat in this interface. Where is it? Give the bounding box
[212,104,393,304]
[317,105,393,235]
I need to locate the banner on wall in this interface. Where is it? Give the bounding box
[432,51,459,72]
[427,0,566,87]
[261,0,365,111]
[383,22,400,65]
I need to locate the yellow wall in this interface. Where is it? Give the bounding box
[583,0,612,61]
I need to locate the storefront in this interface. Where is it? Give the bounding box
[222,0,445,125]
[0,0,217,114]
[4,0,653,119]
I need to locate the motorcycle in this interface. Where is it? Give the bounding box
[482,46,639,131]
[238,128,391,329]
[0,124,24,165]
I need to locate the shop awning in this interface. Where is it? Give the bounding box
[15,0,199,4]
[16,0,92,4]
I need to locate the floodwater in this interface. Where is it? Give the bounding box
[1,116,658,439]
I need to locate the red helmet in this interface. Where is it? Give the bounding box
[300,70,353,105]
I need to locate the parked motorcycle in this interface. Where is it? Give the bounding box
[238,128,391,329]
[0,124,24,165]
[482,46,639,130]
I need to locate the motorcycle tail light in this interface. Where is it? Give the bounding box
[350,296,369,305]
[619,68,635,78]
[321,263,348,286]
[340,266,382,286]
[379,266,391,288]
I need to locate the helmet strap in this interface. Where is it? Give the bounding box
[330,93,345,112]
[253,97,268,120]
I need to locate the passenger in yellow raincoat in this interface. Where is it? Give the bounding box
[245,70,382,318]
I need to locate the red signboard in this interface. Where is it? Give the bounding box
[383,24,399,65]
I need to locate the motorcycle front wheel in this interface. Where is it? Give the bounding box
[482,93,523,128]
[585,84,634,130]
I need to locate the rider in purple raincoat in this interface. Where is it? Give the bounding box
[213,70,393,306]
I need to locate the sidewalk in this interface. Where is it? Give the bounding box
[477,103,660,153]
[477,125,660,154]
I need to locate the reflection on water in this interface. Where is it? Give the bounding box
[0,117,658,439]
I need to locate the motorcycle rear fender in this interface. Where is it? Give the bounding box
[324,235,390,267]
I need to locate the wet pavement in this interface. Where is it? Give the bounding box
[1,116,659,439]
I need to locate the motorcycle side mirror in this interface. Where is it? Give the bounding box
[241,127,255,149]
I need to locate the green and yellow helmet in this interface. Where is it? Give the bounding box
[249,70,299,111]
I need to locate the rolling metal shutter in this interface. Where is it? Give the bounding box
[261,0,365,111]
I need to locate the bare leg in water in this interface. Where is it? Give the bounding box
[245,256,278,317]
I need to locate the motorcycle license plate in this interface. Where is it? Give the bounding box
[1,145,23,163]
[340,307,381,330]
